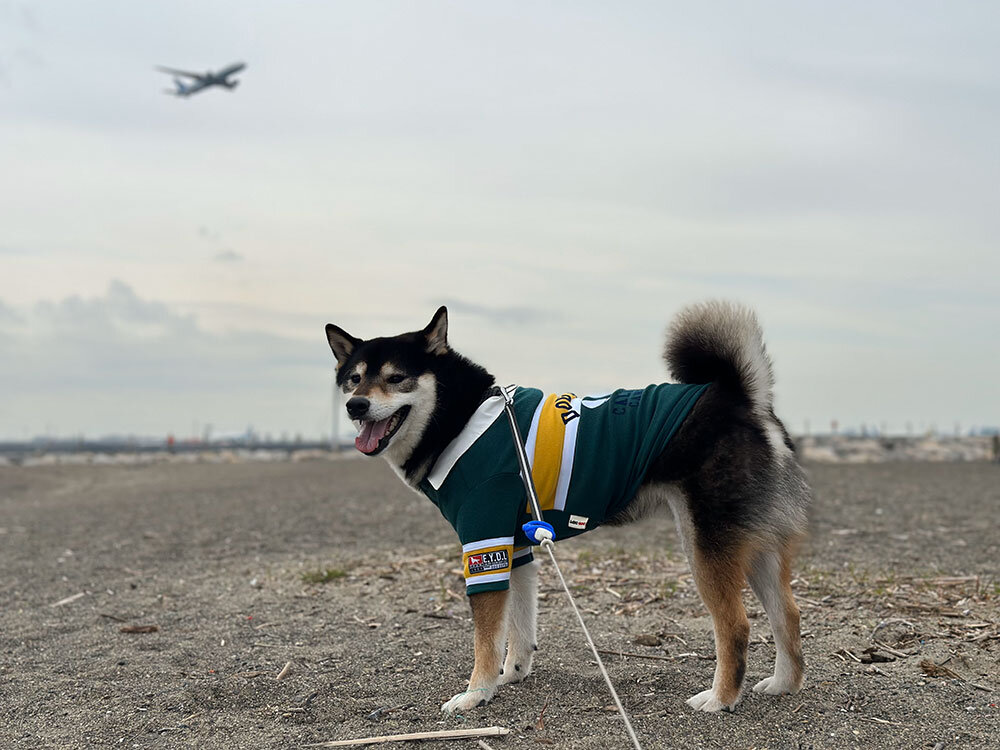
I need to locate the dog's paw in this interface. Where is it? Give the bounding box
[499,652,534,685]
[441,686,495,714]
[752,675,801,695]
[686,688,738,713]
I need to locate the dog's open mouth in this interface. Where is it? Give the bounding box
[354,406,411,455]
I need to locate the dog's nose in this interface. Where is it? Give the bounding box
[346,397,370,419]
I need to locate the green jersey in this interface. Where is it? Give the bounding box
[418,383,708,595]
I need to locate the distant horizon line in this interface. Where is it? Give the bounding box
[2,425,998,450]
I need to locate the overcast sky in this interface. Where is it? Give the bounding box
[2,1,998,440]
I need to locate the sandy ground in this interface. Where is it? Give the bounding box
[1,459,998,750]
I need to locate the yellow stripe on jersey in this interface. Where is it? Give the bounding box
[528,393,576,513]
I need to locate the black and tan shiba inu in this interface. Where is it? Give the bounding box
[324,302,810,714]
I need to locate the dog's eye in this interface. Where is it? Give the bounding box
[350,373,361,385]
[386,374,407,385]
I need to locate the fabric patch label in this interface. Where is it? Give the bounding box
[568,515,588,530]
[467,549,510,576]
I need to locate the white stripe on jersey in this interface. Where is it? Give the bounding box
[524,398,544,468]
[582,393,611,409]
[462,536,515,553]
[553,395,581,511]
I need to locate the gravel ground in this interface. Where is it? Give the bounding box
[1,459,997,750]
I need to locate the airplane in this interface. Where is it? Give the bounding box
[156,62,246,97]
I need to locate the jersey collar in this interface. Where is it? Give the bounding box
[426,389,509,490]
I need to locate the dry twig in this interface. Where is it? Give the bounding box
[301,726,510,747]
[857,716,904,727]
[836,648,862,663]
[919,659,993,691]
[535,700,549,730]
[871,640,913,659]
[51,592,86,607]
[119,624,158,634]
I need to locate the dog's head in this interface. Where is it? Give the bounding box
[324,307,450,461]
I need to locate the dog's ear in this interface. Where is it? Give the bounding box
[325,323,361,367]
[422,306,449,355]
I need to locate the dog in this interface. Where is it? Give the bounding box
[323,301,810,714]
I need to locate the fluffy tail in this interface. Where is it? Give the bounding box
[665,301,775,418]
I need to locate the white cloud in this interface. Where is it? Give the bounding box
[0,282,334,438]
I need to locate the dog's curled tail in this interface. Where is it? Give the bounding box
[665,300,775,418]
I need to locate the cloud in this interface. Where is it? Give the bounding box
[198,225,222,242]
[11,3,41,32]
[27,279,196,339]
[0,3,45,85]
[0,281,333,437]
[0,299,23,324]
[214,249,244,263]
[4,280,324,388]
[437,298,558,327]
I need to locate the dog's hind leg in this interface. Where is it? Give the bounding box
[668,492,750,712]
[686,544,751,712]
[500,559,539,685]
[747,543,804,695]
[441,589,509,714]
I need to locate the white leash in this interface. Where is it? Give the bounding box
[539,538,644,750]
[497,386,645,750]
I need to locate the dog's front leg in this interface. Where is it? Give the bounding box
[500,560,538,684]
[441,589,508,714]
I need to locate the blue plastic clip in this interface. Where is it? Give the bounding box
[522,520,555,544]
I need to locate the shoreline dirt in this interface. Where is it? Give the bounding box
[2,460,998,749]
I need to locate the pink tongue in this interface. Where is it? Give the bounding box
[355,416,392,454]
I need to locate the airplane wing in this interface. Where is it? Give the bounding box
[155,66,205,80]
[217,62,246,77]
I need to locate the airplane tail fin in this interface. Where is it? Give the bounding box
[173,77,188,95]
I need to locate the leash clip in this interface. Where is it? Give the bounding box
[522,520,555,544]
